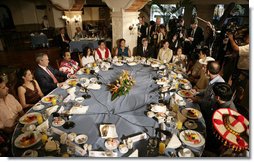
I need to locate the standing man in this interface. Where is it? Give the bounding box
[150,17,161,47]
[137,16,148,47]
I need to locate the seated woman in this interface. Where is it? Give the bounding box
[157,40,173,63]
[17,68,44,109]
[81,47,95,67]
[115,38,131,57]
[59,51,80,74]
[172,46,187,70]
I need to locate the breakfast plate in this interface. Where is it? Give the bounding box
[41,95,58,104]
[179,130,205,148]
[105,138,119,150]
[33,103,45,111]
[67,79,78,86]
[181,108,202,120]
[75,134,88,144]
[19,112,40,125]
[52,117,65,127]
[177,90,194,98]
[14,131,42,148]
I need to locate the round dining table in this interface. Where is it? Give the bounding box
[11,61,206,157]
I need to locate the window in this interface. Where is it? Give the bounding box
[150,4,185,24]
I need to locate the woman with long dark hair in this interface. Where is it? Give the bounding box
[81,47,95,67]
[17,68,44,109]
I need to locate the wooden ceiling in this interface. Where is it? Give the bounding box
[125,0,151,12]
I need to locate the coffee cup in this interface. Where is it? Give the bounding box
[182,148,191,157]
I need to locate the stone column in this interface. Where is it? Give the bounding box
[111,10,139,54]
[63,11,83,39]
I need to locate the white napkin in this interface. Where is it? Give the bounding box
[36,119,49,132]
[151,104,167,113]
[87,83,101,90]
[45,105,59,116]
[129,149,139,157]
[100,124,118,139]
[89,151,118,157]
[57,106,65,113]
[51,127,65,135]
[63,95,71,103]
[166,134,182,149]
[67,87,76,95]
[69,105,89,114]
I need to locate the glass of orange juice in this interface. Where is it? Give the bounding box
[51,97,57,106]
[86,68,90,74]
[176,120,183,130]
[37,114,43,125]
[41,133,48,144]
[159,141,166,155]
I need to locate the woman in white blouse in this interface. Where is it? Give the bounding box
[157,40,173,63]
[81,47,95,67]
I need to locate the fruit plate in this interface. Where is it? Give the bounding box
[19,112,41,125]
[177,90,194,98]
[179,130,205,148]
[14,131,42,149]
[41,95,57,104]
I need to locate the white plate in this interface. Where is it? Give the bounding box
[33,103,45,111]
[75,134,88,144]
[14,131,42,149]
[75,97,84,103]
[127,62,137,66]
[114,62,124,66]
[87,83,101,90]
[41,95,57,104]
[19,112,41,125]
[22,149,38,157]
[181,108,202,119]
[177,90,194,98]
[178,148,195,157]
[52,117,65,127]
[105,139,119,150]
[179,130,205,148]
[89,77,97,83]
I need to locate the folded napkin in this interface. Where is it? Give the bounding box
[46,105,59,116]
[89,151,118,157]
[129,149,139,157]
[166,134,182,149]
[87,83,101,90]
[69,105,89,114]
[57,106,65,113]
[36,119,49,133]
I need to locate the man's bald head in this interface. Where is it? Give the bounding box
[207,61,220,75]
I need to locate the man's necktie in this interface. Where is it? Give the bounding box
[46,68,58,83]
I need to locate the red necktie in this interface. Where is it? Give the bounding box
[46,68,58,83]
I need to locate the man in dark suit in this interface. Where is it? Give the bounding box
[185,19,204,58]
[137,16,148,47]
[136,38,154,58]
[149,17,161,47]
[34,53,75,95]
[55,28,71,51]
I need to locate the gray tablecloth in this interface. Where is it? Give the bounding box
[12,64,206,157]
[69,40,99,52]
[31,34,48,48]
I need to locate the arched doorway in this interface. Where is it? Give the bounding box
[0,5,15,31]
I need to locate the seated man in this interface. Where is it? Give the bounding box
[94,40,112,61]
[189,61,225,111]
[73,27,87,40]
[34,53,74,95]
[59,50,80,75]
[136,38,154,58]
[56,28,71,51]
[0,77,24,133]
[204,82,236,155]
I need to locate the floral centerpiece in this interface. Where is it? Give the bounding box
[108,70,135,101]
